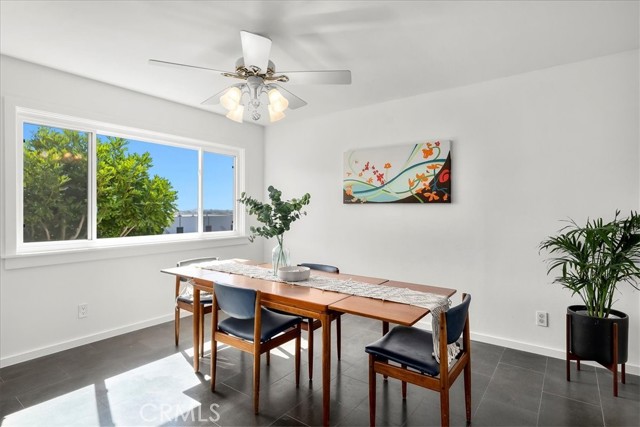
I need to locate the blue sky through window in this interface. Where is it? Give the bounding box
[24,124,234,212]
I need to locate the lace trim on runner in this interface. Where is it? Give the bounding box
[195,260,459,365]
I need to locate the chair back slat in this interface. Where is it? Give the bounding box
[214,283,257,319]
[298,263,339,274]
[445,294,471,344]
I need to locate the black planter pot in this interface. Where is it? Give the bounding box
[567,305,629,365]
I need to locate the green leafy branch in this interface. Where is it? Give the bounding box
[239,186,311,246]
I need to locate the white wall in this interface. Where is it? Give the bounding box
[264,51,640,371]
[0,56,265,366]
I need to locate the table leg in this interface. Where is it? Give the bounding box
[193,288,200,372]
[382,321,389,335]
[382,321,389,380]
[321,312,331,427]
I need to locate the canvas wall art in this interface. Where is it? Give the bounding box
[343,140,451,204]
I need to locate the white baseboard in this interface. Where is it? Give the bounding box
[414,319,639,375]
[0,313,175,368]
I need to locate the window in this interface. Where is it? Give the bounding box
[15,109,242,254]
[23,123,89,243]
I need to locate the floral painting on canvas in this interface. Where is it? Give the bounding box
[343,140,451,204]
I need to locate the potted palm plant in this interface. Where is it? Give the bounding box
[239,185,311,275]
[539,210,640,395]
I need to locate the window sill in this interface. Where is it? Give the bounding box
[2,235,250,270]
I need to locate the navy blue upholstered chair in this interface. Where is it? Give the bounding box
[297,263,342,380]
[175,257,218,358]
[365,294,472,427]
[211,282,302,414]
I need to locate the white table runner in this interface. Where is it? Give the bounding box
[195,259,458,364]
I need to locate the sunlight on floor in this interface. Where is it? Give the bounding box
[3,384,101,426]
[2,339,306,426]
[4,353,203,427]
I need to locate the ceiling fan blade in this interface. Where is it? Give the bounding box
[271,84,308,110]
[148,59,230,74]
[280,70,352,85]
[201,84,243,105]
[240,31,272,73]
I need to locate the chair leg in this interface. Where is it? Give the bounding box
[210,335,217,392]
[622,364,626,384]
[174,307,180,346]
[336,315,342,361]
[200,309,205,359]
[401,364,407,399]
[307,318,314,381]
[369,355,376,427]
[253,351,261,414]
[464,361,472,424]
[295,329,301,387]
[440,388,450,427]
[266,351,271,366]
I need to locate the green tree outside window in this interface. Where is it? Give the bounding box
[23,125,178,242]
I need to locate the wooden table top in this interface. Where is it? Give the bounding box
[162,262,457,326]
[162,265,350,313]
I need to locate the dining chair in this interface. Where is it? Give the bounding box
[175,256,218,358]
[365,294,472,427]
[298,263,342,381]
[210,282,302,414]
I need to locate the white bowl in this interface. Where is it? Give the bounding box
[277,266,311,282]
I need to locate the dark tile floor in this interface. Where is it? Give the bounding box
[0,314,638,426]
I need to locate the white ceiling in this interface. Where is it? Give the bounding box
[1,1,638,125]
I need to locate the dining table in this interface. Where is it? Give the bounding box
[162,259,456,426]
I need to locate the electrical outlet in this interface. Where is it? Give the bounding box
[78,303,88,319]
[536,311,548,327]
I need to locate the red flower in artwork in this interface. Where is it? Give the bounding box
[435,141,440,147]
[439,169,450,183]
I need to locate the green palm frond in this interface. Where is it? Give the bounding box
[539,211,640,318]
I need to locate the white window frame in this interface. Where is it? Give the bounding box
[3,104,246,264]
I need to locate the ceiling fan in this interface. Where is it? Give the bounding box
[149,31,351,123]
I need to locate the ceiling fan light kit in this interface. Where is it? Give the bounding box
[149,30,351,124]
[226,104,245,123]
[219,78,289,123]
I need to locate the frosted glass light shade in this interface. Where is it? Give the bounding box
[220,87,242,111]
[226,104,244,123]
[268,88,289,113]
[268,105,285,122]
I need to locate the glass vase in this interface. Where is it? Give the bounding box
[272,239,291,276]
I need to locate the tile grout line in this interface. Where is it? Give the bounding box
[541,390,603,408]
[535,356,548,426]
[14,395,25,410]
[499,360,547,376]
[595,368,606,427]
[473,346,505,418]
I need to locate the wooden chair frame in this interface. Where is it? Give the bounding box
[175,275,212,358]
[210,289,301,414]
[301,312,341,380]
[175,256,219,359]
[368,293,471,427]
